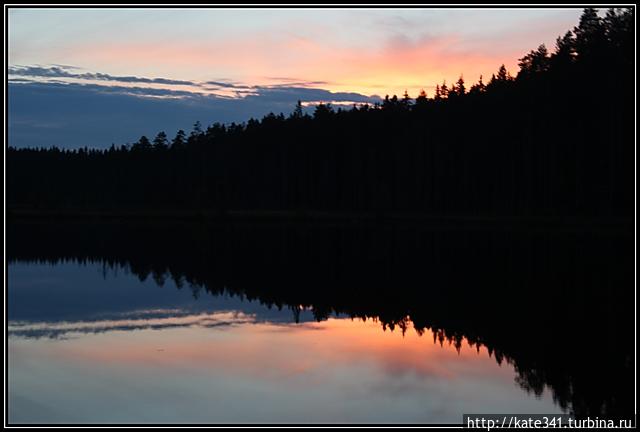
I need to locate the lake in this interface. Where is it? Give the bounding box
[6,220,634,424]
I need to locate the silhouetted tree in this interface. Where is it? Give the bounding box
[132,135,151,152]
[469,75,486,94]
[313,103,334,119]
[152,131,168,151]
[171,130,186,151]
[517,44,550,78]
[291,100,304,118]
[439,80,449,98]
[551,31,577,70]
[574,7,606,59]
[434,84,442,101]
[415,89,428,106]
[450,75,465,97]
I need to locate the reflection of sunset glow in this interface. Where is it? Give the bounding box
[10,316,504,382]
[9,313,565,422]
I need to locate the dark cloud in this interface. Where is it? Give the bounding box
[249,86,380,104]
[8,314,252,339]
[9,65,196,86]
[49,63,82,70]
[205,80,252,89]
[206,80,334,91]
[262,78,331,87]
[8,80,380,149]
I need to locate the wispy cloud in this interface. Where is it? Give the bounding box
[8,310,256,339]
[247,86,380,104]
[9,71,380,104]
[9,65,377,103]
[204,80,252,90]
[9,65,197,86]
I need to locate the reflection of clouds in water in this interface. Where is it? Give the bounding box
[259,322,328,333]
[8,316,565,423]
[8,310,256,340]
[8,260,321,327]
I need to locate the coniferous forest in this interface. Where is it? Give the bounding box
[7,9,635,220]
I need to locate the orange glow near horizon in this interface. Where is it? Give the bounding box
[9,315,507,382]
[9,9,584,101]
[8,313,566,422]
[63,37,521,99]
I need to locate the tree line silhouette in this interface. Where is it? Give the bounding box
[7,8,634,219]
[7,219,634,420]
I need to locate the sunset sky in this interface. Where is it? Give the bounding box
[8,7,584,148]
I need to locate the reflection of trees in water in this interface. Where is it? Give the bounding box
[7,221,634,420]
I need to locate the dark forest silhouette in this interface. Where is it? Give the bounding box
[7,9,634,219]
[7,219,634,420]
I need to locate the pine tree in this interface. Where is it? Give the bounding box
[171,130,186,151]
[132,135,151,152]
[440,81,449,98]
[469,75,486,94]
[455,75,465,96]
[292,100,304,118]
[574,8,605,59]
[152,131,168,151]
[518,44,550,78]
[415,89,428,106]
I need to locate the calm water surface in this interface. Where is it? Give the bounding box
[7,222,634,424]
[9,261,563,424]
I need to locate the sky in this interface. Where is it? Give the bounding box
[8,7,585,149]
